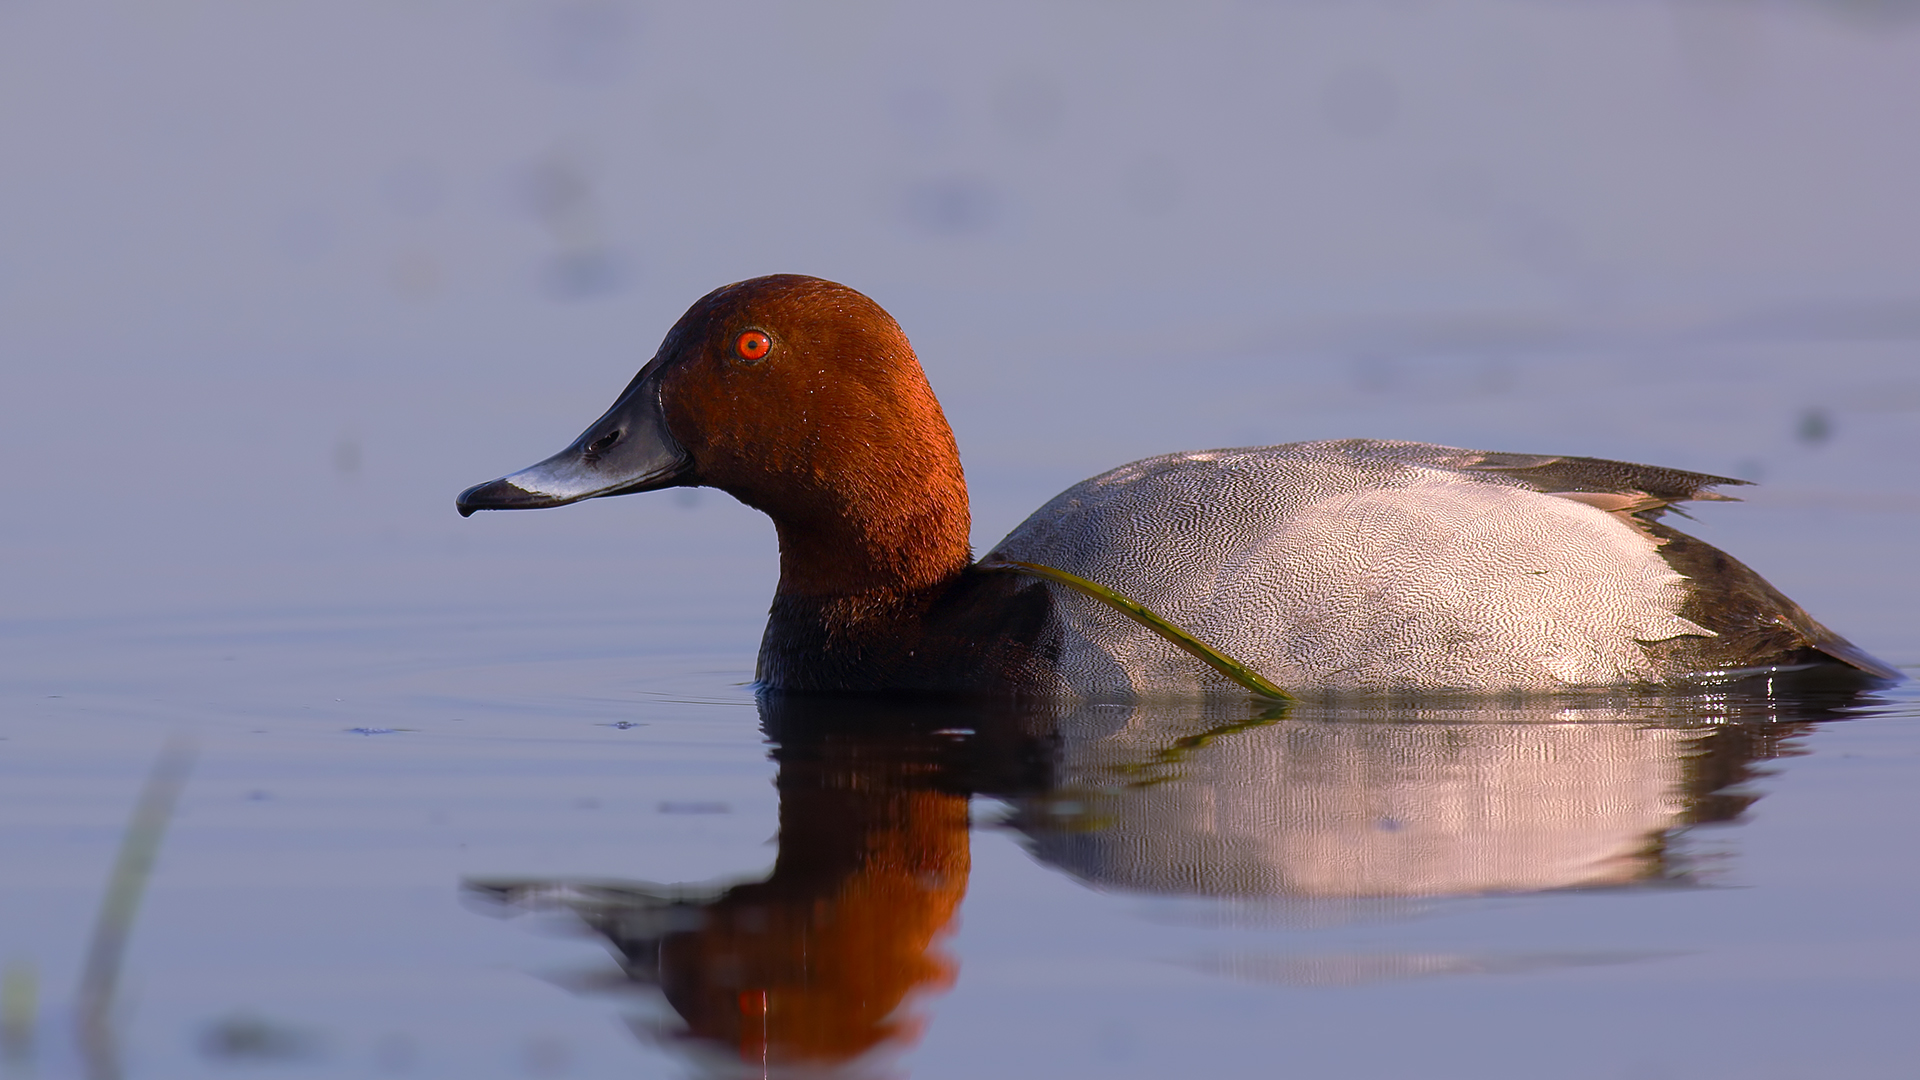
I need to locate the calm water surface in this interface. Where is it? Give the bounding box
[5,4,1920,1077]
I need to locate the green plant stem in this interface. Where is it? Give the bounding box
[980,558,1293,701]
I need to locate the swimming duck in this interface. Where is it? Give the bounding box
[457,275,1896,696]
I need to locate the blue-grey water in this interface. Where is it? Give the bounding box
[4,3,1918,1078]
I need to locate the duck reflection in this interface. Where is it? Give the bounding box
[656,717,970,1064]
[470,704,986,1072]
[1010,699,1806,898]
[467,674,1879,1072]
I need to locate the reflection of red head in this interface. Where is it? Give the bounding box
[659,757,970,1066]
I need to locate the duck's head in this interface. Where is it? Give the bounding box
[458,275,971,596]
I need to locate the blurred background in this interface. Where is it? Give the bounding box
[5,4,1920,1078]
[3,0,1917,640]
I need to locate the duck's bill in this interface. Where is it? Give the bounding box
[456,363,691,517]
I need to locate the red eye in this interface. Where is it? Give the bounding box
[735,330,771,362]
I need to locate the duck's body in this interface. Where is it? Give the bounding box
[458,275,1896,697]
[987,440,1898,693]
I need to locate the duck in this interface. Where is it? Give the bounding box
[457,274,1897,697]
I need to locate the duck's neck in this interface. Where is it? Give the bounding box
[751,451,974,691]
[770,489,971,602]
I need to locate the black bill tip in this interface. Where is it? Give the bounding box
[456,477,559,516]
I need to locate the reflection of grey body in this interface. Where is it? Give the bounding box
[1010,703,1789,898]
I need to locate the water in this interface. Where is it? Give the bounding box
[6,621,1916,1078]
[4,3,1919,1078]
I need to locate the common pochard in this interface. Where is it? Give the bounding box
[457,275,1896,696]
